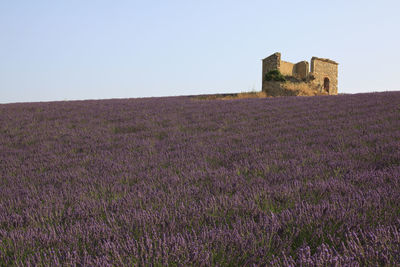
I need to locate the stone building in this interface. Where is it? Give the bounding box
[262,52,338,96]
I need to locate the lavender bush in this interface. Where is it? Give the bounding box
[0,92,399,266]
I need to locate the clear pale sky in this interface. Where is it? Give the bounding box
[1,0,399,103]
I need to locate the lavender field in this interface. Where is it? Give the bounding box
[1,92,400,266]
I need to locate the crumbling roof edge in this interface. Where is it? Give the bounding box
[262,52,281,60]
[311,57,339,65]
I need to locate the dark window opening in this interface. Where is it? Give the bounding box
[324,77,330,92]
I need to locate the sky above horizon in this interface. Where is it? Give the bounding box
[1,0,399,103]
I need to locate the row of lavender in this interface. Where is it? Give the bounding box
[0,92,399,265]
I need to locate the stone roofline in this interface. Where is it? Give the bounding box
[261,52,280,61]
[261,53,338,65]
[311,57,339,65]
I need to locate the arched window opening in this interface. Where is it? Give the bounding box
[324,77,330,93]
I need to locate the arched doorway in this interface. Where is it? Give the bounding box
[324,77,330,93]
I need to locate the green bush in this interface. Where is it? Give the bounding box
[265,69,286,82]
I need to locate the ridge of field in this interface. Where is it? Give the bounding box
[0,92,399,265]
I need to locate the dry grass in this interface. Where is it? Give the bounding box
[192,91,268,101]
[223,91,268,99]
[191,83,330,101]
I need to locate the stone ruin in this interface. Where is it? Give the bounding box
[262,52,338,96]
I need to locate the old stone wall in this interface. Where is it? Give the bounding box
[280,60,295,76]
[262,52,281,83]
[262,81,329,97]
[294,61,309,79]
[310,57,338,95]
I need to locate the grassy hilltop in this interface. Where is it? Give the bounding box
[0,92,399,265]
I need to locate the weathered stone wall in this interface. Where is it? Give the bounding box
[294,61,309,79]
[310,57,338,95]
[262,81,329,96]
[262,52,281,83]
[280,60,295,76]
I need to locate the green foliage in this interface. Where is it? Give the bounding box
[265,69,286,82]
